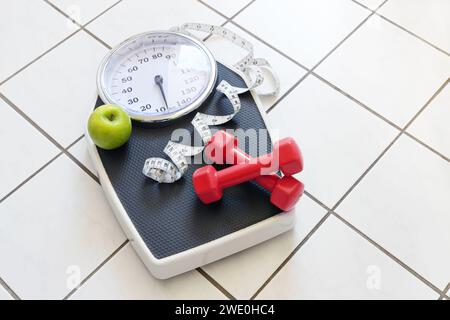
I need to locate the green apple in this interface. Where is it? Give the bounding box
[88,104,132,150]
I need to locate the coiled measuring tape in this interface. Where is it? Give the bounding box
[142,23,280,183]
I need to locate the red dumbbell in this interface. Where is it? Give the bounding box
[193,133,303,210]
[202,130,304,211]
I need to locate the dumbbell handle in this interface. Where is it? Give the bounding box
[217,147,280,192]
[216,162,269,188]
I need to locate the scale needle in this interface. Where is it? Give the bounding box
[154,75,168,108]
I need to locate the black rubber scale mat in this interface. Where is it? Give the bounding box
[95,62,282,259]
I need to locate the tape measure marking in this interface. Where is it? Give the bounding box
[143,23,279,183]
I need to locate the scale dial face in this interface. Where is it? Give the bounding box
[97,31,217,123]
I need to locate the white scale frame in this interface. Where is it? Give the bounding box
[86,63,296,279]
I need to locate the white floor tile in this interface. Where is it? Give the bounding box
[234,0,370,68]
[316,15,450,127]
[68,136,97,177]
[0,155,126,299]
[205,23,307,111]
[355,0,385,10]
[71,243,226,300]
[257,215,438,299]
[202,0,252,18]
[378,0,450,53]
[203,196,327,299]
[0,0,448,301]
[49,0,118,25]
[337,135,450,289]
[0,0,77,82]
[0,32,107,147]
[0,286,12,300]
[87,0,225,47]
[408,83,450,159]
[267,75,398,208]
[0,99,59,200]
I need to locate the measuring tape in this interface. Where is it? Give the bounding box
[142,23,280,183]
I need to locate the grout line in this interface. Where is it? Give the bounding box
[437,283,449,300]
[198,0,256,43]
[0,276,21,300]
[266,72,310,113]
[355,0,389,12]
[352,0,449,57]
[43,0,122,30]
[0,152,63,204]
[65,133,100,183]
[311,73,402,130]
[43,0,113,49]
[303,190,333,212]
[402,78,449,131]
[0,29,82,87]
[331,212,446,297]
[350,0,375,11]
[196,268,236,300]
[251,210,332,299]
[198,0,257,21]
[66,148,100,183]
[43,0,82,28]
[0,93,99,183]
[404,132,450,162]
[197,0,230,21]
[228,0,257,20]
[375,0,389,11]
[308,11,374,71]
[376,14,449,57]
[67,134,85,149]
[0,92,72,151]
[331,132,402,210]
[82,28,112,49]
[0,133,92,205]
[76,0,123,28]
[63,239,129,300]
[438,283,450,300]
[229,20,309,71]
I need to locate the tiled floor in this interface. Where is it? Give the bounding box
[0,0,449,300]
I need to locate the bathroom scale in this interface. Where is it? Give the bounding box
[86,26,296,279]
